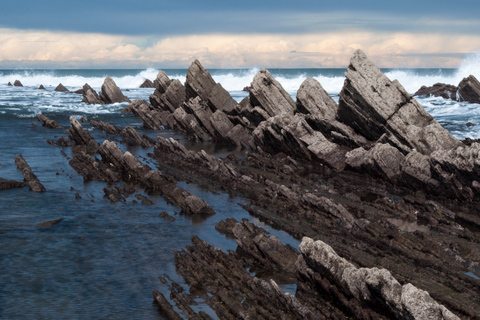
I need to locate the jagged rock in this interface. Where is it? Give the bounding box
[207,83,238,114]
[150,78,186,113]
[183,97,215,137]
[253,113,347,169]
[14,154,46,192]
[66,116,100,154]
[82,83,103,104]
[249,68,295,117]
[14,80,23,87]
[301,193,355,229]
[0,178,26,190]
[55,83,69,92]
[152,290,183,320]
[38,84,46,90]
[297,237,459,320]
[345,143,405,182]
[122,126,153,148]
[90,120,122,135]
[98,76,130,104]
[7,82,12,86]
[185,59,216,101]
[140,79,155,88]
[296,77,337,118]
[159,211,175,222]
[73,89,83,94]
[37,114,62,129]
[126,99,163,130]
[414,83,457,100]
[209,110,234,141]
[457,75,480,104]
[338,49,462,155]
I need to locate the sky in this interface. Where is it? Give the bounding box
[1,0,480,68]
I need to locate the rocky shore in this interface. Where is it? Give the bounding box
[2,49,480,319]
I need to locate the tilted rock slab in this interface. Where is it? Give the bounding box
[37,114,62,129]
[296,77,338,119]
[82,83,103,104]
[185,59,216,102]
[66,116,100,154]
[99,76,130,104]
[297,237,459,320]
[14,154,46,192]
[249,68,296,117]
[457,74,480,104]
[338,49,462,155]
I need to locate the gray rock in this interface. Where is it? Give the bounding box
[457,75,480,104]
[66,116,100,154]
[302,193,355,229]
[296,77,337,118]
[99,76,130,104]
[55,83,69,92]
[298,237,459,320]
[345,143,405,181]
[207,83,238,114]
[183,96,215,137]
[249,68,295,117]
[338,49,461,155]
[185,59,216,101]
[150,78,186,113]
[13,80,23,87]
[209,110,234,141]
[139,79,155,88]
[14,154,46,192]
[414,83,457,100]
[82,83,103,104]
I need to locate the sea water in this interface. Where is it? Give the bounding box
[1,54,480,319]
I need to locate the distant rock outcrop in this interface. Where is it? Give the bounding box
[414,74,480,105]
[38,84,46,90]
[13,80,23,87]
[82,83,103,104]
[38,114,62,129]
[414,83,457,100]
[55,83,69,92]
[99,76,131,104]
[140,79,155,88]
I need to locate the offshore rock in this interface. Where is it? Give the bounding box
[414,83,457,100]
[297,237,460,320]
[90,120,122,135]
[37,114,62,129]
[7,82,12,86]
[14,80,23,87]
[38,84,46,90]
[338,49,462,155]
[139,79,155,88]
[296,77,337,118]
[457,75,480,104]
[14,154,46,192]
[55,83,69,92]
[98,76,130,104]
[82,83,103,104]
[0,178,26,190]
[249,68,295,117]
[185,59,216,101]
[66,116,100,154]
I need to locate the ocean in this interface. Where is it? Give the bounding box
[1,56,480,319]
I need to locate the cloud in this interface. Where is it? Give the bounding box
[0,28,479,68]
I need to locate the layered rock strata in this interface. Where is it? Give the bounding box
[14,154,46,192]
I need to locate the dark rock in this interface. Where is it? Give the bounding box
[127,99,163,130]
[207,83,238,114]
[37,218,63,228]
[152,290,183,320]
[14,154,46,192]
[150,78,186,113]
[37,114,62,129]
[55,83,69,92]
[135,194,154,205]
[122,126,154,148]
[82,83,103,104]
[249,68,295,117]
[80,117,87,123]
[66,116,100,154]
[466,122,476,127]
[73,89,84,94]
[99,76,131,104]
[414,83,457,100]
[38,84,46,90]
[7,82,12,86]
[140,79,155,88]
[159,211,175,222]
[457,75,480,104]
[90,120,122,135]
[13,80,23,87]
[337,49,462,155]
[0,178,26,190]
[185,59,216,101]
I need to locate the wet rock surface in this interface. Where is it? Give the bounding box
[0,177,26,190]
[414,74,480,104]
[38,114,62,129]
[14,154,46,192]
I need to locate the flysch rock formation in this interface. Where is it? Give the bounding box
[37,114,62,129]
[82,77,130,104]
[414,74,480,104]
[14,154,46,192]
[54,83,69,92]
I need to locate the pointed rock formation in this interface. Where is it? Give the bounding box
[457,75,480,104]
[38,84,46,90]
[82,83,103,104]
[337,49,461,155]
[249,68,295,117]
[296,77,337,118]
[149,72,185,113]
[66,116,100,154]
[55,83,69,92]
[185,59,216,101]
[99,76,130,104]
[139,79,155,88]
[13,80,23,87]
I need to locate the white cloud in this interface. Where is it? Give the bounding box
[0,28,479,68]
